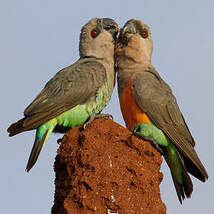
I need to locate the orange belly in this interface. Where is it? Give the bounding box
[120,80,151,130]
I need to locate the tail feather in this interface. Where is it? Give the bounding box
[171,172,185,203]
[182,167,193,198]
[171,164,193,204]
[26,130,48,172]
[7,118,28,137]
[163,145,193,203]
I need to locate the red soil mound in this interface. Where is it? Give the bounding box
[52,118,166,214]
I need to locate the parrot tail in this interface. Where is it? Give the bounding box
[7,118,28,137]
[163,144,193,203]
[26,130,49,172]
[25,119,58,172]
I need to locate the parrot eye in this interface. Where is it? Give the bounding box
[91,29,98,38]
[142,29,149,39]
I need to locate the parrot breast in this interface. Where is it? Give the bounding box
[119,80,151,130]
[86,79,114,114]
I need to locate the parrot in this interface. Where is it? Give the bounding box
[116,19,208,203]
[7,18,118,172]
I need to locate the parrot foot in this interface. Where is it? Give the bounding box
[96,113,113,120]
[83,113,113,129]
[135,133,163,154]
[132,123,163,154]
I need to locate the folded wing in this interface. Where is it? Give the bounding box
[132,68,208,181]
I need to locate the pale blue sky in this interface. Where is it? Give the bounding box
[1,1,213,213]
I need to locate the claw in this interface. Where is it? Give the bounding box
[57,138,63,145]
[83,115,95,129]
[83,113,113,130]
[132,123,141,133]
[100,113,113,120]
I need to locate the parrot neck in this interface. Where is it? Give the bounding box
[116,46,151,73]
[116,33,153,72]
[100,57,115,91]
[79,30,115,91]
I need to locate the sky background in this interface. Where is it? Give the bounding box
[1,1,213,213]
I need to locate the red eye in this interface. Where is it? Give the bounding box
[91,30,97,38]
[142,30,148,39]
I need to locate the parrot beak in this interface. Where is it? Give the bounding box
[122,22,136,35]
[102,18,119,41]
[117,22,136,46]
[122,26,128,34]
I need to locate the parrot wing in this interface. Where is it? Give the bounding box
[132,68,208,181]
[22,59,107,130]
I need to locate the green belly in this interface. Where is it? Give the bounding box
[37,79,113,141]
[56,104,89,127]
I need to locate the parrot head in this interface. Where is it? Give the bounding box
[116,19,153,65]
[79,18,118,59]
